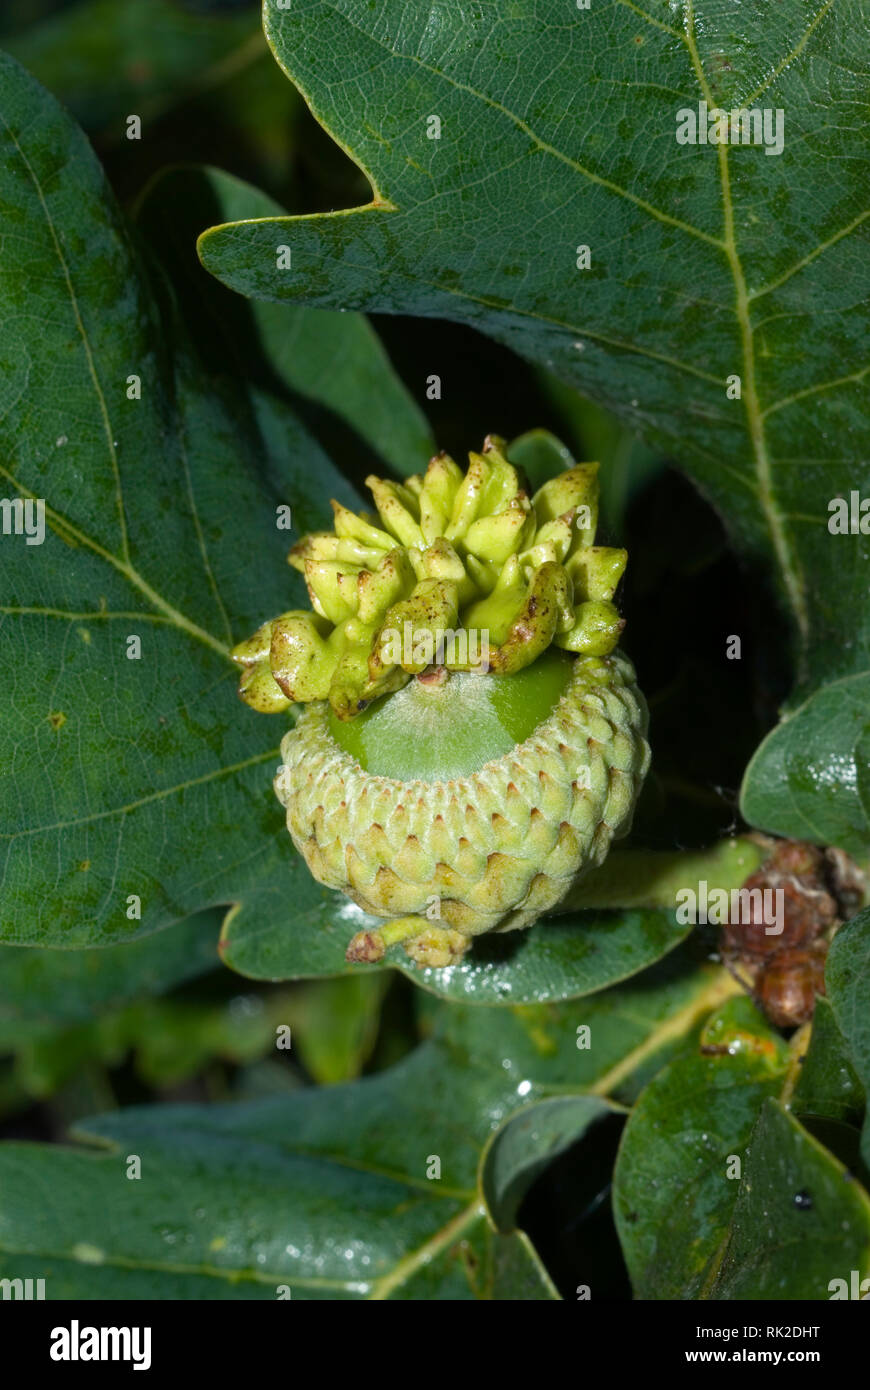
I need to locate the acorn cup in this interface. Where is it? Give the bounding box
[232,436,650,968]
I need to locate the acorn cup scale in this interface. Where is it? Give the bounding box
[233,436,651,968]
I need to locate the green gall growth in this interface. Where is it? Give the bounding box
[231,437,626,720]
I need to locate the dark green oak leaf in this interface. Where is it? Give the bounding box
[614,989,870,1298]
[708,1099,870,1299]
[791,996,866,1127]
[0,960,739,1299]
[614,994,792,1298]
[741,673,870,858]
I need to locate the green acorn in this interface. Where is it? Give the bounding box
[233,436,650,968]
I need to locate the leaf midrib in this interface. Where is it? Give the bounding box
[0,1200,490,1298]
[682,2,808,641]
[0,464,231,660]
[0,106,130,566]
[0,746,278,843]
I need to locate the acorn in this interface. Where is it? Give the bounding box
[232,436,650,968]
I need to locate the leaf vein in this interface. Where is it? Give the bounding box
[0,111,130,563]
[763,363,870,420]
[0,463,231,660]
[1,748,278,843]
[748,211,870,302]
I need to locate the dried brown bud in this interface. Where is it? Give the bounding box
[756,942,827,1030]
